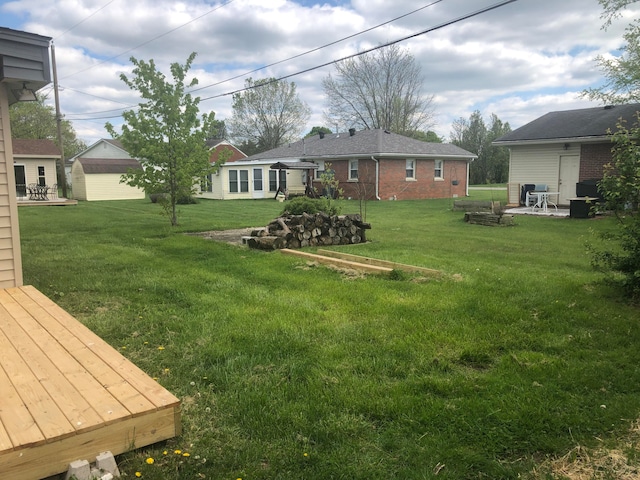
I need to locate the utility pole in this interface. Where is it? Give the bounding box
[51,41,68,199]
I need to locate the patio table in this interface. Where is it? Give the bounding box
[27,184,49,201]
[529,192,559,213]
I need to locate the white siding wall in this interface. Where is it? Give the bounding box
[508,143,580,204]
[198,164,306,200]
[0,88,23,288]
[15,159,58,188]
[84,174,145,201]
[82,141,130,159]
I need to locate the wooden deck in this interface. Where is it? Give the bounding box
[0,285,181,480]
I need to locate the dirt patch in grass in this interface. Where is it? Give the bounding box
[530,419,640,479]
[189,228,256,245]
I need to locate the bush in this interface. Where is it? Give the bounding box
[282,196,340,216]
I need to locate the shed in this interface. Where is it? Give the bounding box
[12,138,60,199]
[71,158,145,201]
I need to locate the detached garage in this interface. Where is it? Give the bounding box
[72,158,145,201]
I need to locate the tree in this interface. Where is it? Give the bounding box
[322,44,435,138]
[305,126,332,138]
[582,0,640,104]
[106,53,218,226]
[9,94,87,159]
[450,111,511,184]
[413,130,443,143]
[589,115,640,298]
[228,77,310,154]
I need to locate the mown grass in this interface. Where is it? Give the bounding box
[18,193,640,479]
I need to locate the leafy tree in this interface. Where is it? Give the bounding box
[305,126,333,138]
[106,52,218,226]
[450,111,511,184]
[204,118,228,141]
[228,77,310,154]
[322,44,435,138]
[412,130,443,143]
[590,114,640,298]
[582,0,640,104]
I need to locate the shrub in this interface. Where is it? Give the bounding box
[282,196,340,216]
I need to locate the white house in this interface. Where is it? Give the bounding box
[12,138,60,200]
[198,158,308,200]
[494,104,640,206]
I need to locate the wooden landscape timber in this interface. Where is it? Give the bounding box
[281,249,444,277]
[464,212,514,226]
[453,200,501,213]
[281,249,393,274]
[316,249,443,277]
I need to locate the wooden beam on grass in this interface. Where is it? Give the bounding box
[316,249,443,277]
[280,249,393,274]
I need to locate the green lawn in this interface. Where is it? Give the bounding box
[18,194,640,479]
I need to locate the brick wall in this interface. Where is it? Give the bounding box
[579,143,612,181]
[315,158,467,200]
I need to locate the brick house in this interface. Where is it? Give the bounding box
[493,104,640,206]
[244,128,476,201]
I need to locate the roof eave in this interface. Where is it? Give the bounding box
[493,135,611,146]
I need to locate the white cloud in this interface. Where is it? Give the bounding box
[1,0,637,144]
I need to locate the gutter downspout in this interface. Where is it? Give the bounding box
[371,156,381,200]
[466,158,473,197]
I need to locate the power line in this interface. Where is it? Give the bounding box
[189,0,446,93]
[59,0,236,81]
[59,1,446,118]
[198,0,520,102]
[54,0,117,40]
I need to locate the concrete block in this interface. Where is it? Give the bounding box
[95,451,120,477]
[65,459,90,480]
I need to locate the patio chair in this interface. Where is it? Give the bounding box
[49,183,58,199]
[525,184,548,209]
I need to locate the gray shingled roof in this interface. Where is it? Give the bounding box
[77,158,141,174]
[494,104,640,144]
[246,129,476,160]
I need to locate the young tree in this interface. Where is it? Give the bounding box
[228,77,310,153]
[590,115,640,298]
[106,52,218,226]
[450,111,511,184]
[582,0,640,104]
[322,44,435,138]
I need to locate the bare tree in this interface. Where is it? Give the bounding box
[228,77,310,153]
[322,44,435,137]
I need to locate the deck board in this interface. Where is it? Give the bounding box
[0,286,181,480]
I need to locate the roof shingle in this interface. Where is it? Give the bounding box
[12,138,61,156]
[246,129,476,160]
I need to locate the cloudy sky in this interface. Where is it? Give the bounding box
[1,0,637,145]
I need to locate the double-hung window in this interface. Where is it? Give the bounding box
[349,159,358,180]
[406,159,416,179]
[434,159,443,179]
[229,169,249,193]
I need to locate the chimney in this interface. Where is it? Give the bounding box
[349,128,356,136]
[319,131,325,139]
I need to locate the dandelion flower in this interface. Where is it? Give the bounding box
[146,457,154,465]
[303,452,308,457]
[174,449,182,455]
[158,346,165,350]
[163,450,168,455]
[135,473,142,478]
[183,452,190,457]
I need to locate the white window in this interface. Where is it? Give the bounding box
[434,159,443,179]
[349,159,358,180]
[253,168,263,191]
[315,160,325,180]
[229,169,249,193]
[406,159,415,179]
